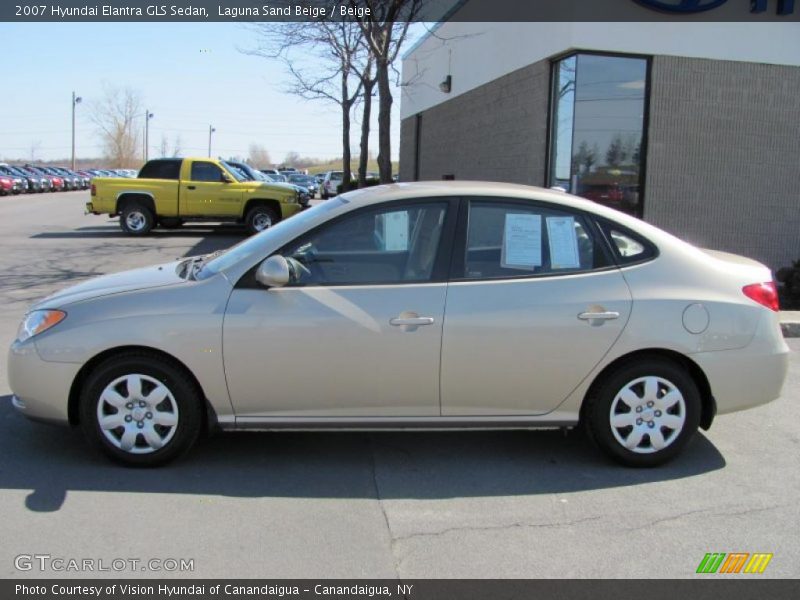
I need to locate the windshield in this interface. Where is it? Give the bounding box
[195,197,348,280]
[220,161,247,182]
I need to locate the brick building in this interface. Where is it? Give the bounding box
[399,15,800,270]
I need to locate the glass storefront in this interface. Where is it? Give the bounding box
[549,53,649,217]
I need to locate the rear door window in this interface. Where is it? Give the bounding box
[461,199,610,279]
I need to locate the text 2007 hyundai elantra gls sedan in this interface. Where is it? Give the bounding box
[8,182,789,467]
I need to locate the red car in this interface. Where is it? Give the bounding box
[0,175,14,195]
[25,166,65,191]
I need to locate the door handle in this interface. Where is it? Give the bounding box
[187,185,196,190]
[578,311,620,321]
[390,316,435,327]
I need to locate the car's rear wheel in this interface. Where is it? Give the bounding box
[245,205,278,235]
[584,358,701,467]
[120,202,155,235]
[79,353,202,467]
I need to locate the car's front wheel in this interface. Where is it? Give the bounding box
[80,353,202,466]
[584,358,701,467]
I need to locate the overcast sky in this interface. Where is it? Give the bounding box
[0,22,426,164]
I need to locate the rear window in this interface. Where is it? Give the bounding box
[598,220,658,265]
[138,160,182,180]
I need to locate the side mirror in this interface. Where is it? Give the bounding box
[256,255,291,288]
[221,173,233,183]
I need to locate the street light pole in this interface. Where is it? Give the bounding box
[208,125,216,157]
[144,110,154,161]
[71,91,82,171]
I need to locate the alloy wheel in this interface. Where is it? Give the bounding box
[609,376,686,454]
[96,374,179,454]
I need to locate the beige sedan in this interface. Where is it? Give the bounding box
[7,182,789,467]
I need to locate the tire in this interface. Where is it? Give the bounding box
[120,202,155,235]
[245,204,279,235]
[583,358,701,468]
[79,352,203,467]
[158,217,184,229]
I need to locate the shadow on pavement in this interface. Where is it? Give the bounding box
[0,395,726,513]
[30,225,245,258]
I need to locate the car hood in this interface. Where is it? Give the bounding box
[33,260,187,310]
[257,181,297,192]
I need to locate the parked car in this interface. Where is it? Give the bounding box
[321,170,344,199]
[0,174,16,195]
[8,182,789,467]
[226,161,311,208]
[8,165,51,193]
[0,166,30,194]
[25,166,65,191]
[18,166,53,192]
[25,165,67,192]
[87,157,303,235]
[287,173,318,198]
[51,167,85,190]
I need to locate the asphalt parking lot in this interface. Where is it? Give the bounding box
[0,191,798,579]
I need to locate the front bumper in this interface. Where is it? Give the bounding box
[7,340,82,425]
[281,202,303,219]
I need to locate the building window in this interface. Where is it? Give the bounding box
[549,53,649,217]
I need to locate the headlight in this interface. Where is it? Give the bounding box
[16,310,67,343]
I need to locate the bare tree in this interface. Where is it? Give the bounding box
[283,150,301,167]
[158,134,169,158]
[90,84,143,168]
[351,0,423,183]
[245,21,366,192]
[158,134,183,159]
[171,135,183,157]
[356,53,377,186]
[249,143,273,169]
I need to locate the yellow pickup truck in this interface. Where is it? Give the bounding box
[86,157,303,235]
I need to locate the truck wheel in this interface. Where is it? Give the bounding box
[120,203,155,235]
[245,205,278,235]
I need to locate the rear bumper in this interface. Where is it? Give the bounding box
[691,314,790,415]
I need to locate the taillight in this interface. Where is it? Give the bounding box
[743,282,779,312]
[91,184,96,196]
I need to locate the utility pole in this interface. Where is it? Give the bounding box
[144,110,154,161]
[208,125,216,157]
[71,91,82,170]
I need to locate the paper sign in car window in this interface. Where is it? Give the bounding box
[546,216,581,269]
[501,213,542,270]
[383,211,409,251]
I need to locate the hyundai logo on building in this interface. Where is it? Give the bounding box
[634,0,795,14]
